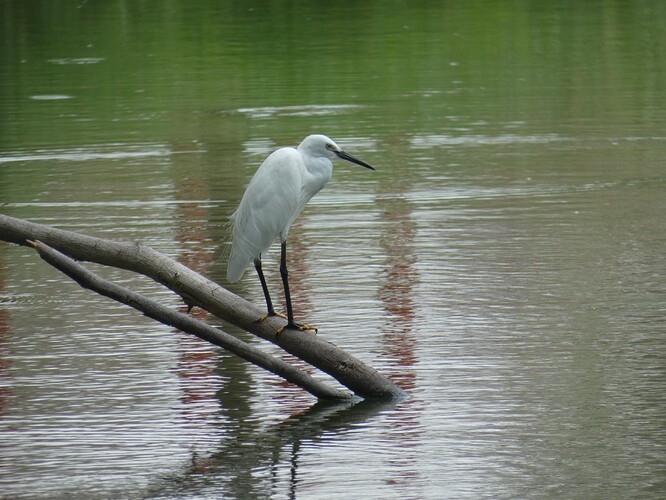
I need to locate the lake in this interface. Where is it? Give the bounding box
[1,1,665,498]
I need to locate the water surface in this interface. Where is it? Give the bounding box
[1,1,665,498]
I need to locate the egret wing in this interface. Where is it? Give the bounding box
[227,148,302,282]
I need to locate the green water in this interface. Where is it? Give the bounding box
[1,1,665,498]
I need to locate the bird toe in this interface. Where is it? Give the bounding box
[276,321,318,337]
[255,310,288,323]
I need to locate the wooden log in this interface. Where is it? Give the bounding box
[0,214,406,400]
[27,240,348,400]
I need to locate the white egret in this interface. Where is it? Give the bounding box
[227,134,375,334]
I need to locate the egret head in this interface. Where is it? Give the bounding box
[299,134,375,170]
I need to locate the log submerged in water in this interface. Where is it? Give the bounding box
[0,214,405,400]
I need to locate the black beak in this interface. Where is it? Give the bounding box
[335,150,375,170]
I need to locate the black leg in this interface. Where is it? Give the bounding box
[277,241,317,335]
[255,258,275,316]
[279,241,295,326]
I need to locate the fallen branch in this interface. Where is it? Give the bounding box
[27,239,348,400]
[0,214,405,399]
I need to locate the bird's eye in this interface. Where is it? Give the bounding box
[326,143,334,150]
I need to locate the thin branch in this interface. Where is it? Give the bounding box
[28,239,349,400]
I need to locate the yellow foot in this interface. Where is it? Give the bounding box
[255,311,288,323]
[276,322,318,336]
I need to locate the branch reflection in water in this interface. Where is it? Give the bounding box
[148,397,408,498]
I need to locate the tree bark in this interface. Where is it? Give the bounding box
[0,214,405,400]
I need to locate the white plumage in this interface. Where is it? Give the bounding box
[226,134,374,332]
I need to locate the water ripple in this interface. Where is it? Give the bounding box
[233,104,363,119]
[409,133,565,148]
[0,143,172,164]
[47,57,105,65]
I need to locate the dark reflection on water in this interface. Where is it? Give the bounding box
[146,398,405,499]
[2,0,666,498]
